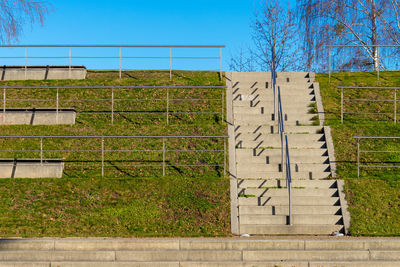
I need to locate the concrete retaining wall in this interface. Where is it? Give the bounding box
[0,108,76,125]
[0,159,64,178]
[0,65,86,80]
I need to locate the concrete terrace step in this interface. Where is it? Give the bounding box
[236,148,328,158]
[239,205,341,215]
[233,100,313,108]
[237,179,337,189]
[233,106,312,115]
[235,154,329,164]
[238,188,338,197]
[236,170,331,179]
[239,214,343,225]
[234,114,316,125]
[234,125,323,134]
[238,196,339,206]
[236,140,326,149]
[236,163,330,173]
[240,225,343,235]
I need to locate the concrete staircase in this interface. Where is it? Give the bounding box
[0,238,399,266]
[226,72,348,235]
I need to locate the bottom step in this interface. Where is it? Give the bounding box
[240,224,343,235]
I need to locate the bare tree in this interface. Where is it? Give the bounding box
[229,0,300,72]
[0,0,50,43]
[297,0,400,71]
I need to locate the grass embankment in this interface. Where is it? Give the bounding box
[0,70,231,237]
[318,71,400,236]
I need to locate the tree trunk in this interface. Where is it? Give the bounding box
[370,0,379,71]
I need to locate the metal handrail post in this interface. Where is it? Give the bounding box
[395,89,397,124]
[285,134,292,225]
[166,87,169,125]
[101,138,105,177]
[341,88,344,123]
[111,87,114,124]
[3,88,5,124]
[24,48,27,80]
[162,138,166,176]
[169,48,172,81]
[328,46,331,82]
[56,88,59,124]
[119,47,122,79]
[68,48,72,79]
[357,138,360,178]
[219,48,223,81]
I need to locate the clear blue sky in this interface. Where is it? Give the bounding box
[10,0,293,71]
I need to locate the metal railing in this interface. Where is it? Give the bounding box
[1,86,226,125]
[338,86,398,124]
[354,136,400,178]
[327,44,400,81]
[277,85,293,225]
[0,135,228,178]
[0,44,225,80]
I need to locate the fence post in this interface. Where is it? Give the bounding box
[395,89,397,124]
[111,87,114,124]
[119,47,122,79]
[221,89,224,123]
[25,48,27,80]
[223,138,226,177]
[357,138,360,178]
[40,138,43,165]
[3,88,5,124]
[169,48,172,81]
[219,48,223,81]
[328,46,331,82]
[101,138,104,177]
[162,138,166,176]
[69,48,72,79]
[341,88,344,123]
[377,46,380,81]
[56,88,59,124]
[166,87,169,125]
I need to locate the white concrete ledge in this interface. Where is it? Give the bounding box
[0,65,86,80]
[0,158,64,178]
[0,108,76,125]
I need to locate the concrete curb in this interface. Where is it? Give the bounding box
[324,126,337,178]
[225,72,239,235]
[313,81,325,126]
[337,180,351,235]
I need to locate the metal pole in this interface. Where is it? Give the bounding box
[119,47,122,79]
[56,88,59,124]
[2,88,5,124]
[223,138,226,176]
[111,87,114,124]
[40,138,43,165]
[162,138,166,176]
[69,48,72,79]
[377,46,380,81]
[221,90,224,123]
[341,88,344,123]
[328,47,331,82]
[166,87,169,125]
[395,89,397,124]
[169,48,172,81]
[25,48,27,80]
[357,138,360,178]
[219,48,223,81]
[101,138,104,177]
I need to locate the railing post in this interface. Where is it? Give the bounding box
[69,48,72,79]
[162,138,166,176]
[357,138,360,178]
[394,89,397,124]
[119,47,122,79]
[101,138,105,177]
[377,46,380,81]
[221,89,224,123]
[169,48,172,81]
[166,87,169,125]
[223,138,226,177]
[56,88,59,124]
[219,48,223,81]
[111,87,114,124]
[25,48,27,80]
[328,46,331,82]
[341,88,344,123]
[3,88,5,124]
[40,138,43,165]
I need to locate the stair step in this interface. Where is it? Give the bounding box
[236,163,330,173]
[236,154,329,164]
[238,188,338,197]
[234,125,323,134]
[236,140,326,149]
[239,205,341,215]
[237,179,337,189]
[236,170,331,179]
[240,224,343,235]
[238,196,339,206]
[239,214,343,225]
[236,148,328,158]
[235,133,325,142]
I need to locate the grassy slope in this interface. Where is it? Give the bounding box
[317,71,400,236]
[0,70,231,237]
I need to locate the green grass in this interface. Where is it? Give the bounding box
[318,71,400,236]
[0,70,231,237]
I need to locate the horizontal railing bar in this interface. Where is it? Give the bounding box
[3,98,221,102]
[354,136,400,139]
[0,45,226,48]
[359,165,400,168]
[78,111,220,115]
[328,45,400,47]
[338,86,400,89]
[346,99,395,102]
[0,56,220,59]
[343,112,393,115]
[0,135,228,138]
[0,86,226,89]
[0,149,224,152]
